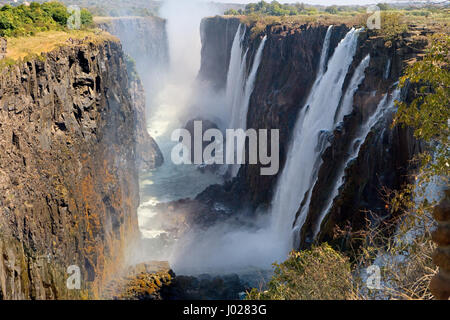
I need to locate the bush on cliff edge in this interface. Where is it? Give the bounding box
[246,243,356,300]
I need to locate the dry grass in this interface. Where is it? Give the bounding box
[5,29,118,61]
[233,10,449,38]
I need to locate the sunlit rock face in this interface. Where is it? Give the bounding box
[0,40,155,299]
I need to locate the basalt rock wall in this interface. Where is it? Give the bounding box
[0,39,153,299]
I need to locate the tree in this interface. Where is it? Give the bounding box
[394,33,450,181]
[325,6,338,14]
[80,8,93,27]
[41,2,70,26]
[377,3,391,11]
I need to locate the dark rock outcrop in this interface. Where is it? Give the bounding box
[102,260,246,300]
[0,38,155,299]
[97,16,166,171]
[128,71,163,171]
[198,16,241,90]
[103,262,174,300]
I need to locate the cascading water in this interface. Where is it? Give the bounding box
[313,89,401,239]
[291,53,371,247]
[384,58,391,80]
[317,25,333,76]
[225,24,248,130]
[169,27,368,273]
[335,55,371,124]
[221,25,267,177]
[269,28,362,256]
[230,35,267,177]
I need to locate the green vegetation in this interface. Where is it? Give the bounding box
[373,12,409,41]
[0,2,93,37]
[395,33,450,182]
[247,244,356,300]
[225,1,322,16]
[226,1,449,40]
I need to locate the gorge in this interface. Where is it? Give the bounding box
[96,9,431,281]
[0,1,445,300]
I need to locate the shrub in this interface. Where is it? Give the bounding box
[246,243,356,300]
[373,12,409,41]
[0,2,94,37]
[395,33,450,181]
[80,8,93,27]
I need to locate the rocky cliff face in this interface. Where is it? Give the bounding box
[97,16,165,171]
[198,16,241,91]
[96,16,169,87]
[127,70,163,171]
[197,16,429,248]
[0,38,152,299]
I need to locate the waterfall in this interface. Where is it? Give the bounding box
[384,58,391,80]
[269,28,362,256]
[221,25,267,177]
[313,89,401,238]
[230,35,267,177]
[292,52,370,248]
[335,55,371,124]
[317,25,333,76]
[225,24,248,131]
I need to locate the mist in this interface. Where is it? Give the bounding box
[170,211,287,275]
[132,0,287,276]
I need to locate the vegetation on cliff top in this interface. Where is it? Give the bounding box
[0,2,93,37]
[0,2,118,68]
[225,0,449,19]
[225,1,449,39]
[2,29,117,63]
